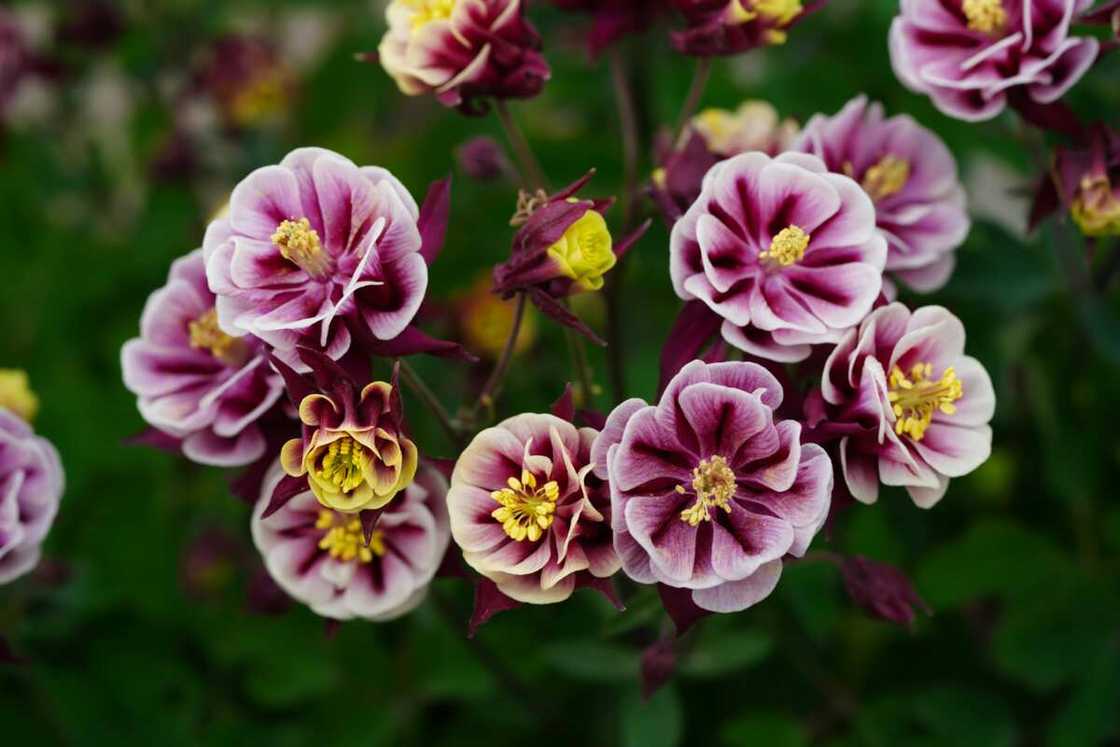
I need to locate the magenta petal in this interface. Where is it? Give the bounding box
[690,559,783,613]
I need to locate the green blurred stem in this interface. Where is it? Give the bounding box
[564,322,595,407]
[673,58,712,141]
[398,359,463,449]
[494,100,548,191]
[475,292,528,414]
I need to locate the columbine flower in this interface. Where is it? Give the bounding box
[889,0,1099,122]
[671,0,821,57]
[276,352,417,514]
[493,172,649,343]
[447,413,621,604]
[121,249,285,466]
[376,0,550,112]
[454,272,537,360]
[253,459,450,621]
[1051,125,1120,237]
[669,151,886,363]
[549,0,670,57]
[817,303,995,508]
[795,95,970,292]
[0,369,38,422]
[195,35,294,130]
[203,147,439,369]
[0,408,64,584]
[592,360,832,613]
[652,100,799,223]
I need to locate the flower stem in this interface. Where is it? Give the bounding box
[494,100,548,191]
[475,292,528,414]
[673,57,712,142]
[564,323,595,408]
[398,358,463,449]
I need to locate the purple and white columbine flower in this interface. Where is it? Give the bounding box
[670,151,887,363]
[0,409,64,584]
[447,413,620,604]
[889,0,1099,122]
[795,95,970,292]
[203,147,427,369]
[818,303,995,508]
[122,249,285,466]
[593,361,832,613]
[252,460,450,621]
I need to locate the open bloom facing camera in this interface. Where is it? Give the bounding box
[816,303,995,508]
[670,151,886,362]
[593,361,832,613]
[253,460,450,621]
[889,0,1099,122]
[0,409,64,584]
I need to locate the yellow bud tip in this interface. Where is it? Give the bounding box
[0,369,39,422]
[547,210,615,292]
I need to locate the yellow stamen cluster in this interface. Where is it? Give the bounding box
[491,469,560,542]
[188,308,248,365]
[272,217,329,277]
[759,225,810,267]
[1071,174,1120,237]
[547,209,616,292]
[678,455,737,526]
[316,509,386,563]
[403,0,457,31]
[315,436,371,496]
[888,362,964,441]
[962,0,1007,34]
[0,369,39,422]
[861,155,911,202]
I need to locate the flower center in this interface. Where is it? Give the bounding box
[888,363,964,441]
[403,0,457,31]
[272,217,330,278]
[678,455,737,526]
[759,225,810,267]
[316,509,386,563]
[962,0,1007,34]
[861,154,910,202]
[315,436,372,495]
[188,308,249,366]
[490,469,560,542]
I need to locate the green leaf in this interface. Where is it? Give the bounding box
[621,686,683,747]
[541,640,640,682]
[679,630,773,678]
[1047,647,1120,747]
[720,713,806,747]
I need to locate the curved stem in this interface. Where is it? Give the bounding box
[494,100,548,191]
[475,292,528,413]
[564,324,595,407]
[398,359,463,449]
[673,58,712,142]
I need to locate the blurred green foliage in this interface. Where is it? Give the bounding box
[2,0,1119,744]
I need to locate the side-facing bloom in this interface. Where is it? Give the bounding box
[672,0,821,56]
[253,459,450,620]
[795,95,970,292]
[203,147,429,368]
[277,354,417,514]
[889,0,1099,122]
[0,408,64,584]
[447,413,621,603]
[592,360,832,613]
[670,151,886,362]
[817,303,994,508]
[122,249,285,466]
[377,0,550,112]
[1055,125,1120,237]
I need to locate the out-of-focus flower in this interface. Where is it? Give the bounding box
[0,370,38,422]
[203,147,440,369]
[56,0,124,49]
[447,412,620,603]
[253,459,450,620]
[889,0,1099,122]
[1042,124,1120,237]
[795,95,970,293]
[592,360,832,613]
[0,7,58,125]
[276,352,417,515]
[454,273,537,359]
[377,0,550,113]
[456,136,511,181]
[195,35,293,129]
[840,554,931,627]
[549,0,670,57]
[672,0,823,57]
[0,408,64,584]
[817,303,995,508]
[652,100,799,223]
[493,172,649,343]
[670,151,886,363]
[121,250,285,467]
[180,527,242,600]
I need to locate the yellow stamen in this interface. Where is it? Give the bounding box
[316,509,386,563]
[888,362,964,442]
[678,455,737,526]
[0,369,38,422]
[861,154,911,202]
[188,308,249,366]
[962,0,1007,34]
[759,225,810,267]
[272,217,329,277]
[490,469,560,542]
[403,0,457,31]
[315,436,372,495]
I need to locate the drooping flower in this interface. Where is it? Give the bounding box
[376,0,550,113]
[840,554,931,627]
[670,151,886,363]
[0,369,38,422]
[816,303,995,508]
[0,408,64,584]
[1037,124,1120,237]
[252,459,450,621]
[122,249,286,467]
[652,100,799,223]
[592,360,832,613]
[203,147,445,369]
[447,412,621,604]
[671,0,824,57]
[889,0,1099,122]
[795,95,970,292]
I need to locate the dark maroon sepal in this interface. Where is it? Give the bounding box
[657,583,711,636]
[658,300,722,394]
[352,321,478,363]
[124,426,182,454]
[268,353,316,408]
[1007,89,1087,142]
[418,176,452,266]
[1028,173,1061,232]
[436,545,470,579]
[614,218,652,262]
[840,554,931,628]
[260,474,308,519]
[551,383,576,420]
[553,169,597,200]
[468,577,522,637]
[577,574,625,611]
[576,408,607,430]
[323,618,342,639]
[529,287,607,345]
[360,506,388,546]
[640,637,677,700]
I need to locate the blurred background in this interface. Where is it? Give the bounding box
[2,0,1119,744]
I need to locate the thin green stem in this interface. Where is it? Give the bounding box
[564,324,595,407]
[673,58,712,142]
[397,359,463,449]
[475,292,528,414]
[494,100,548,191]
